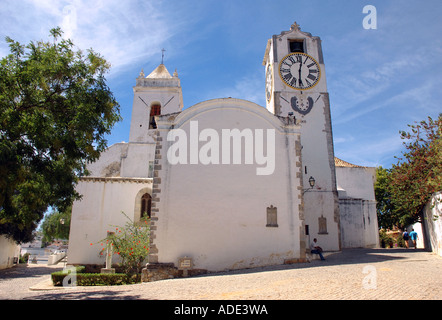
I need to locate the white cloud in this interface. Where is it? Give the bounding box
[0,0,181,75]
[330,43,441,124]
[202,71,266,107]
[335,133,404,168]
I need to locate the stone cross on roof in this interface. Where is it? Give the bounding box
[291,21,301,31]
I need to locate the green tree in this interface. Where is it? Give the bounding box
[374,166,399,230]
[40,206,71,243]
[389,114,442,227]
[0,27,121,243]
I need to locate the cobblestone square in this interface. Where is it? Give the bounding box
[0,248,440,300]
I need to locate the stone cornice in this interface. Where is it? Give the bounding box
[79,176,153,184]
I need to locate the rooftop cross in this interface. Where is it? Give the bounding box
[291,21,301,31]
[161,48,166,64]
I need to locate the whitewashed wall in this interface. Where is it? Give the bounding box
[0,235,20,269]
[419,192,442,255]
[336,166,379,248]
[68,178,151,265]
[152,99,304,271]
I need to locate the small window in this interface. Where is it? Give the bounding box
[266,205,278,227]
[289,40,304,53]
[318,215,328,234]
[150,105,161,116]
[141,193,152,219]
[149,104,161,129]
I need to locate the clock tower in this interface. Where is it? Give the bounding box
[263,22,340,251]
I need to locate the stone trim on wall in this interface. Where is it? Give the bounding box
[79,176,152,184]
[148,130,162,263]
[321,92,341,250]
[295,134,306,261]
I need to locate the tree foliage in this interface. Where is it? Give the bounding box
[374,166,398,230]
[40,206,71,244]
[0,27,121,243]
[386,114,442,228]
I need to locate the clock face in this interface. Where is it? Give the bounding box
[265,64,273,102]
[278,53,321,90]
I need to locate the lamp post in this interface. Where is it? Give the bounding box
[308,176,315,188]
[303,176,316,194]
[59,218,66,268]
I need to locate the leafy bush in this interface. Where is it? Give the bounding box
[379,230,394,248]
[396,235,406,247]
[19,252,30,263]
[94,212,150,276]
[51,267,138,286]
[51,266,85,286]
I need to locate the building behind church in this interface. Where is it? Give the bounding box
[68,22,379,272]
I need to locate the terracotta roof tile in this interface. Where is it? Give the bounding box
[334,157,366,168]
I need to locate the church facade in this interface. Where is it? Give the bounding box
[68,23,379,272]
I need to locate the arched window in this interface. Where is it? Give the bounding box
[141,193,152,219]
[149,104,161,129]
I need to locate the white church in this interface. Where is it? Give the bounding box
[68,22,379,272]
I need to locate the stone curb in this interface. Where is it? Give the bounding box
[29,278,65,291]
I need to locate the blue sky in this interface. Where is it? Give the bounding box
[1,0,441,168]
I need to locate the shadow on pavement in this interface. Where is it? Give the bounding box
[0,264,64,280]
[198,248,430,278]
[23,290,144,300]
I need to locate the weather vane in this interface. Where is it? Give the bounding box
[161,48,166,64]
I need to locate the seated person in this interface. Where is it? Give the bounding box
[310,238,325,260]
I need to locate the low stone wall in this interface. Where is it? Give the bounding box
[141,263,207,282]
[47,252,66,265]
[68,262,207,282]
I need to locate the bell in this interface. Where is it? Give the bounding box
[290,41,304,53]
[149,117,157,129]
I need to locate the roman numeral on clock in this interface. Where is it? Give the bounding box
[283,73,292,82]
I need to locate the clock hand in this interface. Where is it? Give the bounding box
[298,60,302,80]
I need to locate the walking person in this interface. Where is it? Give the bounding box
[409,229,419,249]
[402,229,409,248]
[310,238,325,260]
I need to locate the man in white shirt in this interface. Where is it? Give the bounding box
[310,238,325,260]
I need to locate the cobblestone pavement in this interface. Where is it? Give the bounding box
[0,248,441,300]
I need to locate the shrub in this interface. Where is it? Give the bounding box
[51,266,85,286]
[379,230,394,248]
[51,268,138,286]
[396,235,406,247]
[19,252,30,263]
[95,212,150,276]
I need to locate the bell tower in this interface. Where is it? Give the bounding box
[263,22,340,251]
[129,63,183,143]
